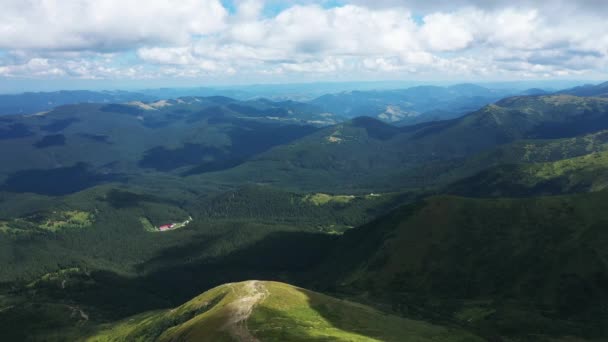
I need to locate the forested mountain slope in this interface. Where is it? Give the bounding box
[0,96,331,195]
[317,191,608,339]
[3,92,608,341]
[199,95,608,191]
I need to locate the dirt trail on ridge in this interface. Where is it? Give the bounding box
[223,280,269,342]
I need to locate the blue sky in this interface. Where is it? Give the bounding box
[0,0,607,92]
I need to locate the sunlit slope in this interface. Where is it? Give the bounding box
[448,149,608,197]
[89,281,482,342]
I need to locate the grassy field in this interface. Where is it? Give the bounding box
[89,281,483,342]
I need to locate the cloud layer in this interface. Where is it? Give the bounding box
[0,0,607,81]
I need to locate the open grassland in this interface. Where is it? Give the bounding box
[249,282,481,342]
[0,210,94,236]
[88,281,482,342]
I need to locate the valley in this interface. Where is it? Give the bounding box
[1,82,608,341]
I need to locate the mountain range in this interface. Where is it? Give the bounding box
[0,82,570,126]
[1,82,608,341]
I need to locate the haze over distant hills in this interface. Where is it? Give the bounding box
[558,81,608,97]
[2,80,602,127]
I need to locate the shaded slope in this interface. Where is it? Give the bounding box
[318,192,608,339]
[197,117,409,192]
[0,97,323,194]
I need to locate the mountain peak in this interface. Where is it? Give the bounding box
[90,280,481,342]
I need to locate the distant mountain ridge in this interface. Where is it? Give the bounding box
[204,94,608,191]
[309,83,517,125]
[0,90,156,116]
[2,81,598,126]
[0,82,548,121]
[558,81,608,97]
[2,93,607,195]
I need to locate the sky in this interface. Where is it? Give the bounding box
[0,0,607,91]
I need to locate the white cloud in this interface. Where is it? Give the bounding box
[137,47,197,66]
[0,58,65,77]
[350,0,608,13]
[0,0,227,50]
[419,12,475,51]
[1,1,607,81]
[236,0,265,20]
[138,5,422,71]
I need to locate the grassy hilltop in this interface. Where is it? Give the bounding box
[89,281,481,342]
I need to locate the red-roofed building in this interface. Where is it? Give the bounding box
[159,224,173,231]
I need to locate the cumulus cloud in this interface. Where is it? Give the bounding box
[139,5,422,71]
[350,0,608,14]
[0,0,227,50]
[0,0,607,81]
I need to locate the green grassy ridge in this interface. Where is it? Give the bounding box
[318,191,608,339]
[559,81,608,97]
[87,281,234,342]
[482,129,608,164]
[88,280,482,342]
[402,95,608,160]
[448,149,608,197]
[429,128,608,184]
